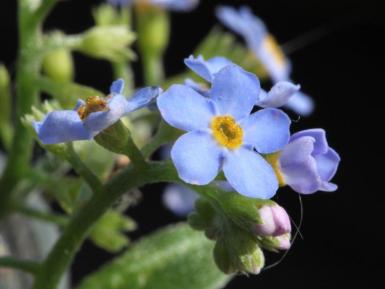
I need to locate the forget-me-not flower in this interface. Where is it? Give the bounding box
[34,79,161,144]
[216,6,314,116]
[185,55,301,110]
[266,129,340,194]
[157,62,291,199]
[107,0,199,12]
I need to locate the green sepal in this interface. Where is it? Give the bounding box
[94,120,131,155]
[90,210,136,253]
[76,223,231,289]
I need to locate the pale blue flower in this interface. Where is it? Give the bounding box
[216,6,314,116]
[34,79,161,144]
[158,63,291,199]
[107,0,198,11]
[279,129,340,194]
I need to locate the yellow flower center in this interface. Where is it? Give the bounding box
[77,96,108,120]
[264,152,286,187]
[211,115,243,149]
[261,34,287,70]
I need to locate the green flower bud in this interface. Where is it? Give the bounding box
[42,49,74,82]
[93,4,131,27]
[136,7,170,56]
[77,26,136,62]
[214,231,265,275]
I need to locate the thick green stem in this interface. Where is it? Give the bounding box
[32,161,177,289]
[0,1,43,217]
[0,257,41,275]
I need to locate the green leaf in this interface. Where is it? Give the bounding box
[90,210,136,253]
[77,223,231,289]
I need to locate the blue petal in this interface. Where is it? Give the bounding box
[110,79,125,95]
[83,94,128,136]
[184,79,210,97]
[184,55,232,82]
[216,6,266,49]
[171,131,222,185]
[257,81,300,108]
[126,86,162,112]
[290,129,328,155]
[162,184,198,216]
[315,148,340,182]
[240,108,291,154]
[107,0,134,7]
[223,147,278,199]
[34,110,91,144]
[279,136,320,194]
[157,84,216,131]
[284,91,314,116]
[211,65,260,120]
[150,0,198,11]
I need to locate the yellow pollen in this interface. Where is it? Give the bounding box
[264,152,286,187]
[211,115,243,149]
[262,35,287,70]
[77,96,108,120]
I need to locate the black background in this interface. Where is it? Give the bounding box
[1,0,385,288]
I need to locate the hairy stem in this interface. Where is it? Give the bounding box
[0,0,43,217]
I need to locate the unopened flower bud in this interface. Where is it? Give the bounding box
[254,203,291,237]
[42,49,74,82]
[78,26,135,62]
[274,233,291,250]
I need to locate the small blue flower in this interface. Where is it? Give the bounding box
[158,63,291,199]
[34,79,161,145]
[107,0,198,11]
[278,129,340,194]
[216,6,314,116]
[185,55,300,109]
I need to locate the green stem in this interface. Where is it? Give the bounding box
[122,136,147,168]
[32,161,178,289]
[0,0,43,218]
[15,205,69,227]
[65,144,103,195]
[32,0,59,25]
[142,53,165,86]
[0,257,41,275]
[112,61,135,95]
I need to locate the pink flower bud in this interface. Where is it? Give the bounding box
[254,204,291,237]
[275,233,291,250]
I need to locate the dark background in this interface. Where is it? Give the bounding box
[1,0,385,288]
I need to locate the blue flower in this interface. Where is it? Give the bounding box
[185,55,300,109]
[34,79,161,145]
[216,6,314,116]
[157,63,291,199]
[107,0,198,11]
[268,129,340,194]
